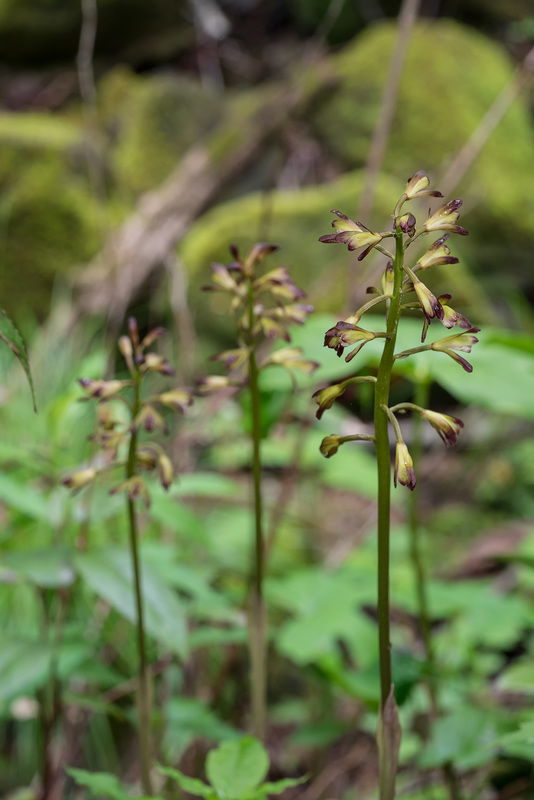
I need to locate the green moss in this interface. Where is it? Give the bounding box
[105,72,224,196]
[310,19,534,239]
[0,161,101,318]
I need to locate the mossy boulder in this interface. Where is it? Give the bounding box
[310,19,534,250]
[0,112,103,317]
[99,67,225,197]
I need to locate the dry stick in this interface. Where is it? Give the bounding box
[439,45,534,198]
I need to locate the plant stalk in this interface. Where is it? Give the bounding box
[127,375,153,794]
[373,229,404,709]
[248,344,267,741]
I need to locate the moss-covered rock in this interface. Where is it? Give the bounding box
[0,159,102,318]
[310,19,534,243]
[99,67,225,197]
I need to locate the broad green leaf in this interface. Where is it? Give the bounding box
[1,547,75,588]
[497,658,534,694]
[66,768,133,800]
[157,765,215,798]
[0,473,49,520]
[74,547,188,658]
[0,308,36,411]
[0,639,90,705]
[162,697,239,761]
[418,708,497,770]
[206,737,269,799]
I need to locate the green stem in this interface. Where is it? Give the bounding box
[373,230,404,709]
[248,344,266,741]
[127,376,153,794]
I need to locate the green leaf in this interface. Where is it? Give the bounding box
[206,737,269,799]
[0,473,49,520]
[157,765,215,798]
[1,547,75,588]
[418,708,497,770]
[0,308,36,411]
[74,547,188,658]
[256,776,308,796]
[497,658,534,694]
[66,768,132,800]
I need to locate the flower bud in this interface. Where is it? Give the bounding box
[62,467,98,491]
[395,212,416,237]
[140,353,175,376]
[158,453,174,490]
[394,443,416,490]
[196,375,233,394]
[320,434,343,458]
[312,382,348,420]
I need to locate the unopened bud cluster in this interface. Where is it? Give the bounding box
[62,317,192,505]
[316,170,479,489]
[200,243,318,393]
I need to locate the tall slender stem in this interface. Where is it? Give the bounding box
[373,230,404,708]
[248,345,266,741]
[127,376,153,794]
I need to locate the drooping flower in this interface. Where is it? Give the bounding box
[420,409,464,447]
[423,200,468,237]
[154,388,194,414]
[412,277,444,327]
[196,375,234,393]
[403,170,444,201]
[210,348,250,372]
[262,346,319,374]
[254,267,306,302]
[431,328,480,372]
[438,295,472,330]
[61,467,98,491]
[78,378,126,401]
[132,404,168,433]
[312,382,349,420]
[319,210,383,260]
[110,475,151,508]
[324,321,378,362]
[319,432,374,458]
[394,442,416,490]
[415,234,459,271]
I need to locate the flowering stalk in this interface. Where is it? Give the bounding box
[317,170,478,799]
[202,245,317,740]
[62,319,192,793]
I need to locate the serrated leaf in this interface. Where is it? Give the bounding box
[0,308,36,411]
[206,737,269,799]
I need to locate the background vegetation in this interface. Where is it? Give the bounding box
[0,0,534,798]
